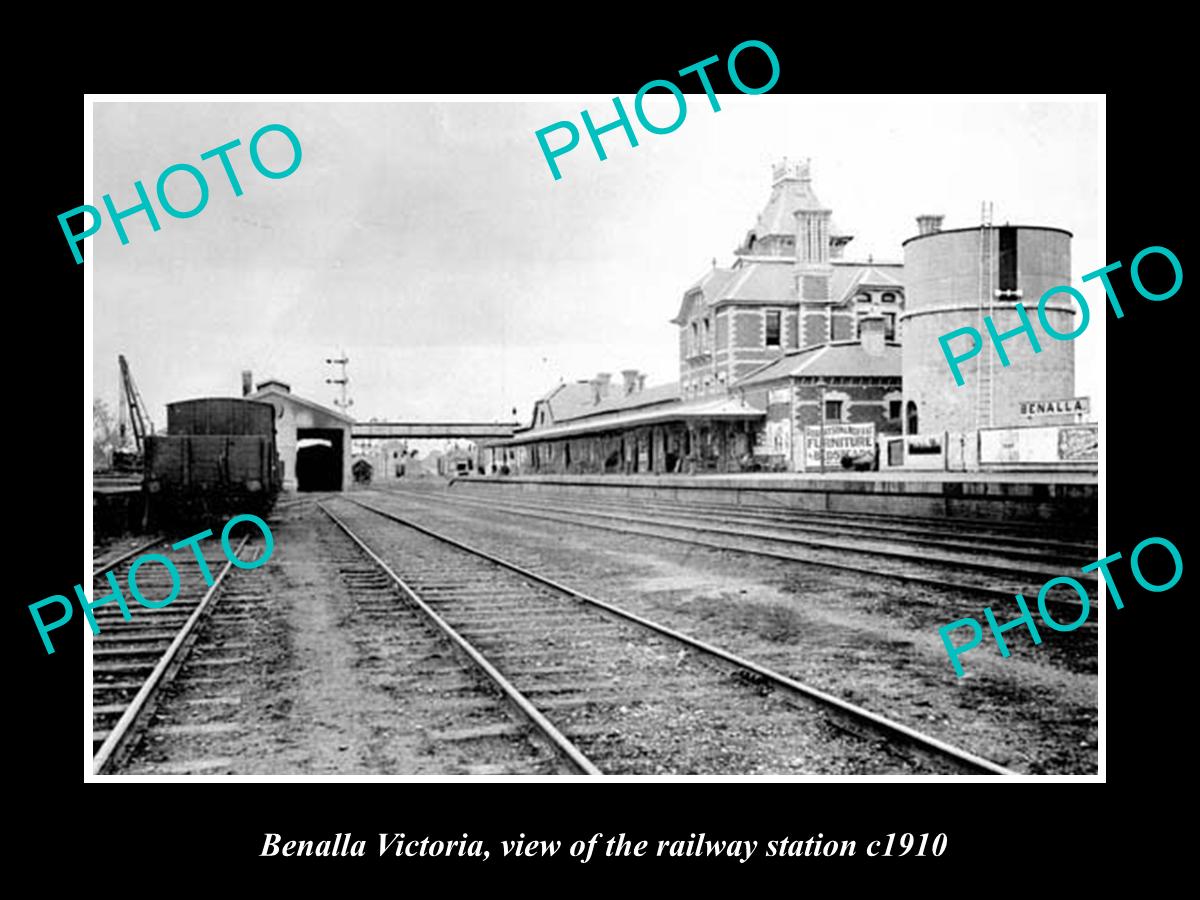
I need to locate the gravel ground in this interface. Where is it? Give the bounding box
[119,501,568,775]
[358,483,1098,774]
[324,497,947,775]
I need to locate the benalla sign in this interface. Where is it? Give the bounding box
[1019,397,1090,418]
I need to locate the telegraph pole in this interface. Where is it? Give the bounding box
[325,351,353,413]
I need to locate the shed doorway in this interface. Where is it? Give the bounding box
[296,429,344,491]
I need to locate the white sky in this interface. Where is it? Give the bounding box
[92,98,1101,428]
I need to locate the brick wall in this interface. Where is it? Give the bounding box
[802,311,826,346]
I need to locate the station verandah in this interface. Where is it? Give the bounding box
[484,416,766,476]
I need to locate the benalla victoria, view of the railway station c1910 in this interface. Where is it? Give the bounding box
[88,98,1100,778]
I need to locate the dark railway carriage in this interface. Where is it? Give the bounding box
[145,398,282,526]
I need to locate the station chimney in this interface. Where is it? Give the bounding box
[241,370,253,397]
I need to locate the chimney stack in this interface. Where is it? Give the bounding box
[621,369,640,395]
[860,315,886,358]
[241,370,253,397]
[637,373,646,393]
[916,214,944,236]
[593,372,612,404]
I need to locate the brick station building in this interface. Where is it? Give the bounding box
[486,158,1086,474]
[483,159,910,474]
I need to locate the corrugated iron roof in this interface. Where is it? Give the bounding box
[736,341,902,385]
[499,395,765,446]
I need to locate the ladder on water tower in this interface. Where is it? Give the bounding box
[976,204,995,430]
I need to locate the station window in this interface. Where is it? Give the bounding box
[765,310,781,347]
[855,292,871,304]
[907,400,919,434]
[882,292,896,304]
[884,312,896,340]
[825,400,843,422]
[691,321,699,353]
[703,317,711,350]
[889,400,902,419]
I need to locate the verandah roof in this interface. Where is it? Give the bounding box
[493,397,765,447]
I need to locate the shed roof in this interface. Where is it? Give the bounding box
[248,383,355,424]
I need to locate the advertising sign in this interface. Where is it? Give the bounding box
[803,423,875,468]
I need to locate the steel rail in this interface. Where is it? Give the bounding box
[375,487,1091,611]
[347,496,1019,777]
[93,536,167,580]
[92,535,250,775]
[473,491,1097,560]
[317,502,602,777]
[397,488,1087,584]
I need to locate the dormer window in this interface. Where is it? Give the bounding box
[882,292,897,304]
[855,292,871,304]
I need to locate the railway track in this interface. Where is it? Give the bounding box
[323,496,1018,776]
[373,485,1098,612]
[451,486,1097,562]
[91,534,256,774]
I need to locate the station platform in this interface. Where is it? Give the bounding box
[450,471,1098,526]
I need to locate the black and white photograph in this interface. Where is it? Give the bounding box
[82,94,1104,780]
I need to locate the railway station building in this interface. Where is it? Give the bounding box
[486,158,1092,474]
[489,159,906,474]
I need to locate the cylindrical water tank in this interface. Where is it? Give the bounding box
[901,225,1077,435]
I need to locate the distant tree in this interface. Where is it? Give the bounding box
[93,398,118,469]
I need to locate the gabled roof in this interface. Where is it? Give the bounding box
[559,381,680,422]
[736,341,902,386]
[830,261,904,305]
[248,383,356,423]
[536,381,601,423]
[672,268,739,323]
[711,261,795,306]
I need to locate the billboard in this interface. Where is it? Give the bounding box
[764,420,791,457]
[979,423,1098,464]
[803,423,875,468]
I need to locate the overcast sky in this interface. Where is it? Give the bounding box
[92,98,1102,430]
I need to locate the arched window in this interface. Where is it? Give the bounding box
[748,234,757,251]
[855,292,871,304]
[882,292,897,304]
[906,400,919,435]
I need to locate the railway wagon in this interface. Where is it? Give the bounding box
[145,398,282,526]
